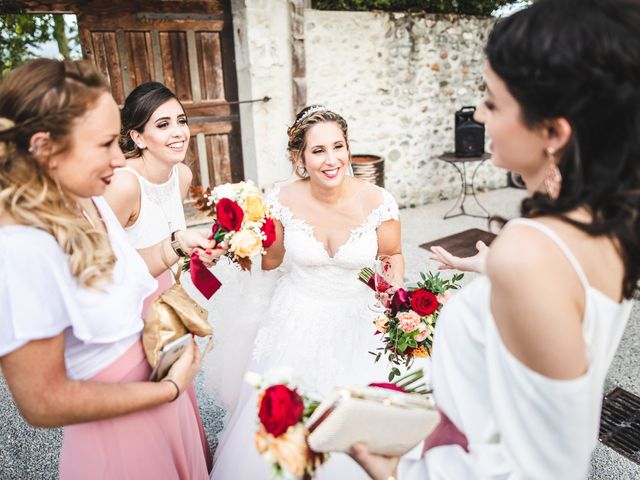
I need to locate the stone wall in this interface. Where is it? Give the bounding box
[231,4,508,205]
[305,10,508,207]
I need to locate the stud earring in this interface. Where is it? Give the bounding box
[543,148,562,200]
[137,143,145,149]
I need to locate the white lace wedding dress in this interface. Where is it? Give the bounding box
[210,185,403,479]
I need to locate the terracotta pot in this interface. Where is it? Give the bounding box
[351,154,384,188]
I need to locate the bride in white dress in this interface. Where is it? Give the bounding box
[210,106,405,479]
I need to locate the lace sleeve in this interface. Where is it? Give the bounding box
[372,188,399,226]
[265,186,292,227]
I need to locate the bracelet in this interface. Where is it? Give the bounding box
[170,230,188,257]
[162,378,180,402]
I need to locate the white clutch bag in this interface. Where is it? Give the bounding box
[305,387,440,457]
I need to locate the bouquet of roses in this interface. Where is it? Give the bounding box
[359,268,463,381]
[190,180,276,270]
[245,369,328,479]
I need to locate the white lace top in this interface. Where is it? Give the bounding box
[399,219,633,480]
[0,197,157,379]
[117,165,186,249]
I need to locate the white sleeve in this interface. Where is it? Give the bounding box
[397,314,595,480]
[0,229,81,356]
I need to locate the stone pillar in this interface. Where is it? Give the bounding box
[289,0,309,115]
[230,0,295,190]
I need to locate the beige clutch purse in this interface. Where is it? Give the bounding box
[306,387,439,457]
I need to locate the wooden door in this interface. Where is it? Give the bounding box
[76,1,244,190]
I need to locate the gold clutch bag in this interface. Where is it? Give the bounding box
[306,387,439,457]
[142,266,212,367]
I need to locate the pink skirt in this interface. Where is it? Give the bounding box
[59,339,212,479]
[142,269,174,317]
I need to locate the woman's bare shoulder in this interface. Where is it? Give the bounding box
[486,222,587,380]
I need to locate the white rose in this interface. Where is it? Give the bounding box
[213,182,237,201]
[244,371,263,388]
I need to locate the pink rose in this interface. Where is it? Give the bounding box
[436,291,452,306]
[415,323,430,342]
[397,310,421,333]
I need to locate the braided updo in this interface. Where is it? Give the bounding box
[286,105,350,179]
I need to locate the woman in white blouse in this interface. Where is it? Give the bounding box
[351,0,640,478]
[0,59,212,478]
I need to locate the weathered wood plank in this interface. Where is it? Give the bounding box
[125,31,154,86]
[197,32,224,101]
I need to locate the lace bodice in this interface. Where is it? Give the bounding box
[266,184,399,270]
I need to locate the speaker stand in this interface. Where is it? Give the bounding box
[438,152,491,220]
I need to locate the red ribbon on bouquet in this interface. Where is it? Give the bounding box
[189,252,222,300]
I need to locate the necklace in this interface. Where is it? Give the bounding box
[79,207,97,229]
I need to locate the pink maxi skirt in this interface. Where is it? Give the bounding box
[59,339,212,479]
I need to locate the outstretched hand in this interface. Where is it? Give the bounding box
[349,443,400,480]
[430,240,489,274]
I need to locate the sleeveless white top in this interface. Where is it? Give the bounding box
[0,197,157,379]
[117,165,186,249]
[399,218,633,480]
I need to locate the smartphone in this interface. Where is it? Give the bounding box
[149,334,192,382]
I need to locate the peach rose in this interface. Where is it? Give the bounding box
[397,310,421,333]
[230,229,263,258]
[374,315,390,333]
[254,424,309,477]
[411,345,429,357]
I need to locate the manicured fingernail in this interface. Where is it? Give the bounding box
[206,249,212,255]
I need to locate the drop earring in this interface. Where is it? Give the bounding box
[543,148,562,200]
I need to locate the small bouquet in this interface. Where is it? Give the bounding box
[245,369,328,479]
[359,268,463,380]
[190,180,276,270]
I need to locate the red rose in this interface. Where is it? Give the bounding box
[216,198,244,231]
[261,217,277,248]
[258,385,304,437]
[410,289,440,316]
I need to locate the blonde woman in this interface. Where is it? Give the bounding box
[0,59,209,478]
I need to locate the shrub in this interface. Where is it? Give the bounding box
[312,0,512,16]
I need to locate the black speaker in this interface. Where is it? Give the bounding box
[455,106,485,157]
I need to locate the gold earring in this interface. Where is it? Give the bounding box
[296,163,308,178]
[544,148,562,200]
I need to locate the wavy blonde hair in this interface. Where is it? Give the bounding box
[286,105,350,179]
[0,59,115,288]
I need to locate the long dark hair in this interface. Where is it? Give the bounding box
[120,81,185,158]
[486,0,640,298]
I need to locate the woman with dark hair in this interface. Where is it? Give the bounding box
[0,59,207,478]
[105,81,222,311]
[104,81,221,471]
[350,0,640,478]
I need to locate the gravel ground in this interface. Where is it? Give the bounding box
[1,187,638,478]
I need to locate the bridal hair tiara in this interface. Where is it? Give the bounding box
[295,105,328,125]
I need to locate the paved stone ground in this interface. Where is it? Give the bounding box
[1,187,638,478]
